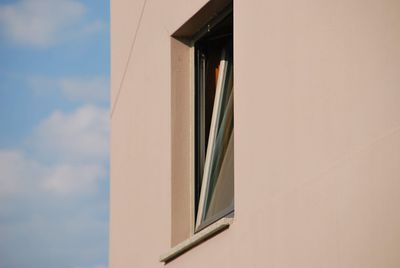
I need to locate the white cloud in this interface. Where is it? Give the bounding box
[0,105,109,197]
[0,105,109,265]
[0,186,108,267]
[0,150,105,196]
[81,20,106,35]
[0,150,39,196]
[42,163,105,195]
[0,0,104,47]
[28,75,57,94]
[28,75,109,104]
[29,105,109,164]
[60,76,109,103]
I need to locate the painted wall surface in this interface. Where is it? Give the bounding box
[109,0,400,267]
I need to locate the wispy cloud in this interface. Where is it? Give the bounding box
[43,163,105,195]
[0,152,106,198]
[0,150,39,196]
[0,105,109,267]
[81,20,107,35]
[0,1,109,267]
[0,105,108,197]
[29,105,109,164]
[60,77,109,104]
[0,183,108,268]
[28,75,109,104]
[0,0,105,48]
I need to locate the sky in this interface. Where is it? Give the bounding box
[0,1,110,268]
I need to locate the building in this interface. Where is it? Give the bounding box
[109,0,400,267]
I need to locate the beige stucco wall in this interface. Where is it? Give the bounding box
[109,0,400,267]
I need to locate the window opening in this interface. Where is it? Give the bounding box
[194,12,233,231]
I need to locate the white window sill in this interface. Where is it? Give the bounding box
[159,217,233,263]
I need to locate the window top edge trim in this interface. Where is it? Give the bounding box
[172,3,233,45]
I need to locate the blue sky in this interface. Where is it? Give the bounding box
[0,1,109,268]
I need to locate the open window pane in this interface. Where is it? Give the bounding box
[203,62,234,223]
[194,13,233,230]
[205,130,234,221]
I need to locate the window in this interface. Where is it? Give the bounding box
[161,2,233,262]
[194,11,234,232]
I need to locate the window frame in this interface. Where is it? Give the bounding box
[191,7,234,233]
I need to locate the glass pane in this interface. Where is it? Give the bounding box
[195,44,222,217]
[202,52,234,224]
[204,135,234,220]
[194,12,234,229]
